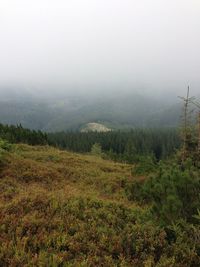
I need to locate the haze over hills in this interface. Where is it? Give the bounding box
[0,88,184,132]
[0,0,199,132]
[0,1,200,266]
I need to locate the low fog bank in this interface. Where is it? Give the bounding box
[0,85,192,132]
[0,0,199,102]
[0,85,197,104]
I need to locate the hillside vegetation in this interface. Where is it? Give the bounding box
[0,140,200,266]
[0,123,181,163]
[48,128,180,163]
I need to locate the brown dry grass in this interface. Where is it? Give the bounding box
[1,144,149,266]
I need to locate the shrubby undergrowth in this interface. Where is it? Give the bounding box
[0,123,199,266]
[127,160,200,223]
[0,138,11,167]
[126,157,200,266]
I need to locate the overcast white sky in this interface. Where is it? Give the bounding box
[0,0,199,95]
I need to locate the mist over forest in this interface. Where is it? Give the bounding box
[1,1,200,266]
[0,0,199,131]
[0,0,199,133]
[0,86,186,131]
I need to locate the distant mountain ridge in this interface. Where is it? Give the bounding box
[0,89,184,131]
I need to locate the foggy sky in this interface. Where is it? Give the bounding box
[0,0,200,95]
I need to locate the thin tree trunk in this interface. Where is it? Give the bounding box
[198,111,200,153]
[182,86,190,161]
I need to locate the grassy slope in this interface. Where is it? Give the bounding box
[2,144,193,267]
[1,144,153,267]
[2,144,133,202]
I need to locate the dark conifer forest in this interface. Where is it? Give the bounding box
[0,123,181,163]
[48,129,181,163]
[0,123,48,145]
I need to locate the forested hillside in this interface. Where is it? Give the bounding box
[0,90,183,131]
[0,123,180,163]
[0,89,199,266]
[1,0,199,264]
[48,129,181,163]
[0,123,47,145]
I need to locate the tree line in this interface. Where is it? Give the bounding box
[0,123,48,145]
[48,128,181,163]
[0,123,181,163]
